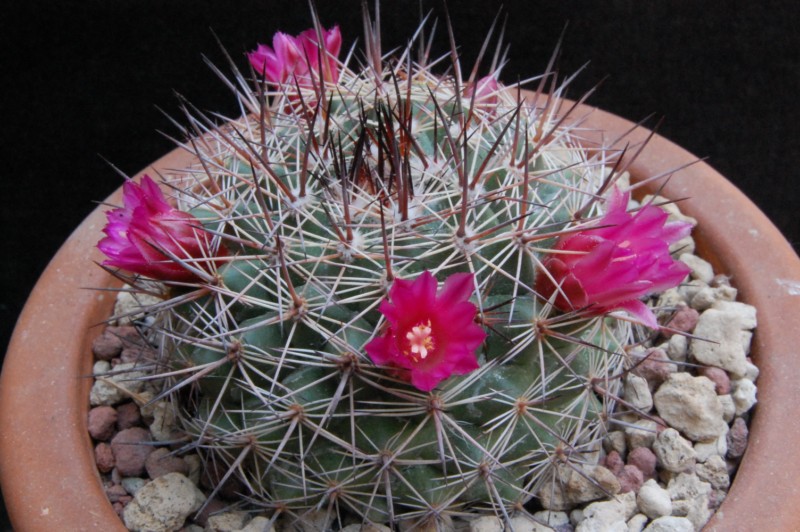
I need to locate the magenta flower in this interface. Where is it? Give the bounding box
[365,271,486,392]
[465,75,500,110]
[98,175,224,282]
[248,25,342,87]
[534,188,692,328]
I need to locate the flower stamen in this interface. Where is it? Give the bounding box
[405,320,434,361]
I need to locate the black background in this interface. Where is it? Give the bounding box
[1,1,798,528]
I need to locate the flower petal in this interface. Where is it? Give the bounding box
[366,271,484,391]
[535,187,692,328]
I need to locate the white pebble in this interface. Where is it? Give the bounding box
[718,394,736,423]
[642,516,694,532]
[624,373,653,412]
[506,514,553,532]
[697,454,731,490]
[123,473,205,532]
[468,516,502,532]
[690,286,717,311]
[576,499,628,532]
[678,280,706,304]
[656,287,686,311]
[690,309,748,378]
[653,374,726,442]
[113,284,164,326]
[604,431,628,458]
[149,400,179,442]
[711,300,757,330]
[206,511,249,531]
[93,360,111,374]
[89,362,147,406]
[694,431,728,463]
[666,334,688,362]
[636,479,672,519]
[740,330,754,355]
[532,510,570,528]
[625,420,660,449]
[653,428,696,473]
[667,473,712,529]
[731,378,758,415]
[241,516,277,532]
[626,513,649,532]
[680,253,714,284]
[744,359,760,382]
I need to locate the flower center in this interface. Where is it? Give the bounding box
[405,320,435,362]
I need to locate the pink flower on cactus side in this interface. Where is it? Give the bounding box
[248,25,342,87]
[365,271,486,392]
[534,189,692,328]
[98,175,224,282]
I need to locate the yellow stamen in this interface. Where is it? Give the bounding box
[405,320,434,360]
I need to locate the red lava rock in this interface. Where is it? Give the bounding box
[120,343,157,365]
[604,450,625,476]
[88,405,119,441]
[201,460,246,500]
[699,366,732,395]
[105,483,129,503]
[95,443,115,473]
[92,329,124,361]
[631,348,672,389]
[110,427,154,477]
[145,447,190,479]
[113,325,142,341]
[617,464,644,493]
[663,305,700,338]
[112,501,128,520]
[627,446,657,480]
[116,401,142,430]
[727,417,749,459]
[193,497,228,527]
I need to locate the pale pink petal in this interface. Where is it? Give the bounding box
[614,300,659,329]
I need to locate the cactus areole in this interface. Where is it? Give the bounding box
[96,11,693,527]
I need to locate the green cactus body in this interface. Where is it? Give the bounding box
[143,21,639,528]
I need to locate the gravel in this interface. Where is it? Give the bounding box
[89,239,758,531]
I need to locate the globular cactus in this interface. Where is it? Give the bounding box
[99,7,691,528]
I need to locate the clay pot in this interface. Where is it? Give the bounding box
[1,103,798,530]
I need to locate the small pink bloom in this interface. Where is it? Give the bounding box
[534,188,692,328]
[98,175,224,282]
[248,25,342,87]
[465,75,500,110]
[365,271,486,391]
[248,33,304,84]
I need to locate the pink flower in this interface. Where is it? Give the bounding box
[534,188,692,328]
[248,25,342,87]
[465,75,500,110]
[98,175,224,282]
[365,271,486,392]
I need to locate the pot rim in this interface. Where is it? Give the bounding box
[1,101,798,530]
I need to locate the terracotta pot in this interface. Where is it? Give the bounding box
[1,103,798,531]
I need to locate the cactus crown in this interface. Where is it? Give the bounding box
[101,5,691,528]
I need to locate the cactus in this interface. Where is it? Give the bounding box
[99,6,692,528]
